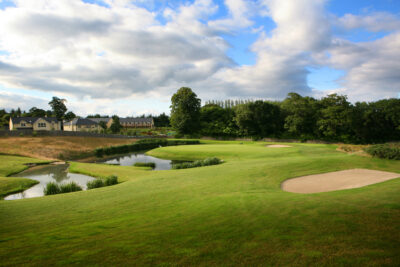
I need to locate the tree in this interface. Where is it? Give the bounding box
[110,115,122,133]
[49,97,68,130]
[281,92,319,139]
[64,111,76,121]
[99,121,108,131]
[48,97,67,121]
[234,101,282,138]
[154,113,170,127]
[316,94,353,141]
[170,87,201,135]
[200,104,237,137]
[29,107,47,117]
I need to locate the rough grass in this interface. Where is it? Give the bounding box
[0,141,399,266]
[0,136,137,160]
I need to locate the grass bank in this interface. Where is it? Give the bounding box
[0,155,50,199]
[0,136,137,160]
[0,141,399,266]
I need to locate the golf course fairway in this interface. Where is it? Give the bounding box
[0,141,399,266]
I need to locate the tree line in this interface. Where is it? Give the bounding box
[0,97,77,129]
[170,87,400,144]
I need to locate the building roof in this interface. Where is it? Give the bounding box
[120,117,154,123]
[64,118,98,126]
[87,118,111,123]
[11,117,59,124]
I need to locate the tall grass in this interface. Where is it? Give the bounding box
[43,182,60,195]
[87,179,104,189]
[59,182,82,193]
[87,175,118,189]
[44,182,83,195]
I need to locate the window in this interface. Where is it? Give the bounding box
[21,123,26,127]
[38,123,46,128]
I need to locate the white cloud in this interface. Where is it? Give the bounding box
[0,0,399,116]
[337,12,400,32]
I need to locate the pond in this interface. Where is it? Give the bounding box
[97,152,189,171]
[5,164,96,200]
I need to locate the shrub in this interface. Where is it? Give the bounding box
[104,175,118,186]
[44,182,60,195]
[172,157,222,170]
[364,143,400,160]
[134,162,156,168]
[87,179,104,189]
[59,182,82,193]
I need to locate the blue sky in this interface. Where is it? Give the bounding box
[0,0,399,115]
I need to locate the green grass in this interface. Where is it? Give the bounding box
[0,141,400,266]
[0,155,51,199]
[0,177,39,199]
[133,162,156,168]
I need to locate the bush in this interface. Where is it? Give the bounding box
[44,182,60,195]
[87,179,104,189]
[104,175,118,186]
[87,175,118,189]
[364,143,400,160]
[134,162,156,168]
[59,182,82,193]
[172,157,222,170]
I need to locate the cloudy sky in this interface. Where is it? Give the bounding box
[0,0,399,116]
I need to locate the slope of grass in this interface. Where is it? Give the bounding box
[0,177,39,199]
[0,155,50,199]
[0,136,137,160]
[0,141,399,266]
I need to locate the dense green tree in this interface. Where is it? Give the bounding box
[154,113,170,127]
[316,94,353,141]
[110,115,122,133]
[235,101,282,138]
[28,107,47,117]
[48,97,67,121]
[64,111,76,121]
[170,87,201,135]
[200,104,237,137]
[352,99,400,143]
[281,93,319,139]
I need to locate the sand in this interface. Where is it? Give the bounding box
[282,168,400,193]
[266,144,292,148]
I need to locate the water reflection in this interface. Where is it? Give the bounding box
[98,153,189,171]
[5,164,95,200]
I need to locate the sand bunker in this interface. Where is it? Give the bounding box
[266,144,292,148]
[282,169,400,193]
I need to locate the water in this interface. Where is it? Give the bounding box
[4,164,95,200]
[98,153,188,171]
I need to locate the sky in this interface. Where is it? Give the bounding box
[0,0,399,116]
